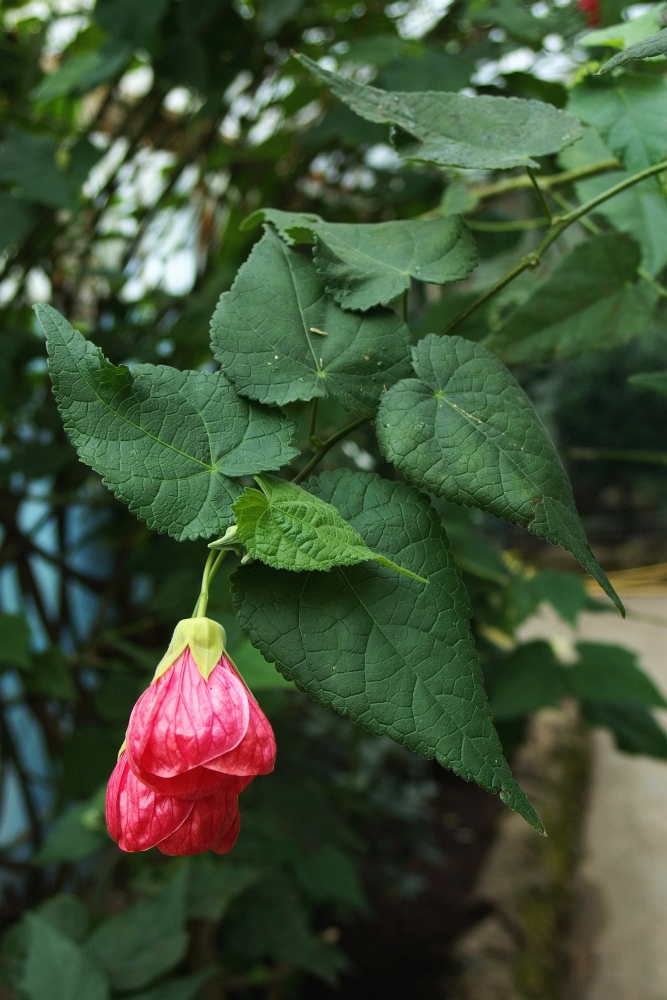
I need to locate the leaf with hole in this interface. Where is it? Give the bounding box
[297,53,582,169]
[232,473,427,581]
[483,234,657,363]
[233,469,542,832]
[210,228,411,414]
[36,304,299,542]
[376,334,622,613]
[245,209,477,311]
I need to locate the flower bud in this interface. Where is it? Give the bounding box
[106,618,276,855]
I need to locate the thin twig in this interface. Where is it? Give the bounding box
[526,166,553,223]
[292,416,372,484]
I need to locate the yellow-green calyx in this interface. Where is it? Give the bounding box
[152,617,227,683]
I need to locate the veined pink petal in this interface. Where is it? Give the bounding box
[212,808,240,854]
[106,753,192,853]
[205,693,276,777]
[158,792,239,856]
[126,650,250,778]
[127,746,253,799]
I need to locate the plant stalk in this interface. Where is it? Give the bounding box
[292,416,371,485]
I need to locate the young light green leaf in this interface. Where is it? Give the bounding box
[86,869,188,993]
[296,53,582,170]
[568,76,667,174]
[233,469,543,833]
[483,234,657,363]
[210,228,412,414]
[579,3,666,50]
[244,209,477,311]
[376,334,623,614]
[629,370,667,395]
[233,474,428,582]
[21,915,109,1000]
[597,28,667,73]
[36,303,298,542]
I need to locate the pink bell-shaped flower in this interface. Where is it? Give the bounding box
[106,618,276,855]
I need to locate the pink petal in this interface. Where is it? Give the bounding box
[212,808,240,854]
[106,753,192,852]
[126,650,250,778]
[126,747,253,798]
[205,694,276,776]
[158,792,239,856]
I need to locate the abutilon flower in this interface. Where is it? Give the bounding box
[577,0,600,26]
[106,617,276,855]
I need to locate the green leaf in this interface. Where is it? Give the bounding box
[597,28,667,73]
[247,209,477,311]
[483,234,657,363]
[293,844,367,912]
[580,3,667,49]
[230,638,295,690]
[296,53,582,169]
[210,228,411,415]
[37,303,298,541]
[36,896,90,943]
[32,43,132,101]
[24,648,77,700]
[571,642,667,709]
[0,127,100,211]
[233,469,543,832]
[188,856,261,922]
[531,569,589,625]
[568,76,667,174]
[489,642,568,721]
[376,49,473,93]
[129,970,215,1000]
[232,473,428,582]
[20,914,109,1000]
[86,869,189,993]
[0,614,31,669]
[258,0,304,37]
[628,370,667,395]
[375,334,623,613]
[583,702,667,758]
[34,804,106,865]
[0,191,37,252]
[559,127,667,276]
[94,0,169,48]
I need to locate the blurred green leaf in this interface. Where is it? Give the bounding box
[35,803,106,865]
[210,228,411,415]
[94,0,169,48]
[188,856,261,922]
[583,702,667,757]
[376,334,622,612]
[531,569,589,625]
[293,844,367,912]
[0,127,100,210]
[231,638,295,690]
[572,642,667,708]
[0,614,31,669]
[36,896,90,943]
[297,53,583,169]
[32,43,131,101]
[489,641,568,721]
[24,648,77,700]
[0,191,37,251]
[87,868,189,993]
[20,914,109,1000]
[234,469,542,832]
[569,76,667,175]
[37,304,299,541]
[629,370,667,395]
[483,235,656,364]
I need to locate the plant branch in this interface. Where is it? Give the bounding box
[440,157,667,337]
[292,416,372,485]
[470,157,620,199]
[527,166,553,223]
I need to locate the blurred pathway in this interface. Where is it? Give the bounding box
[519,596,667,1000]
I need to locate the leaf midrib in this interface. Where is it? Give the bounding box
[61,333,217,474]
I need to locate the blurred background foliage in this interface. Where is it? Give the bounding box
[0,0,667,998]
